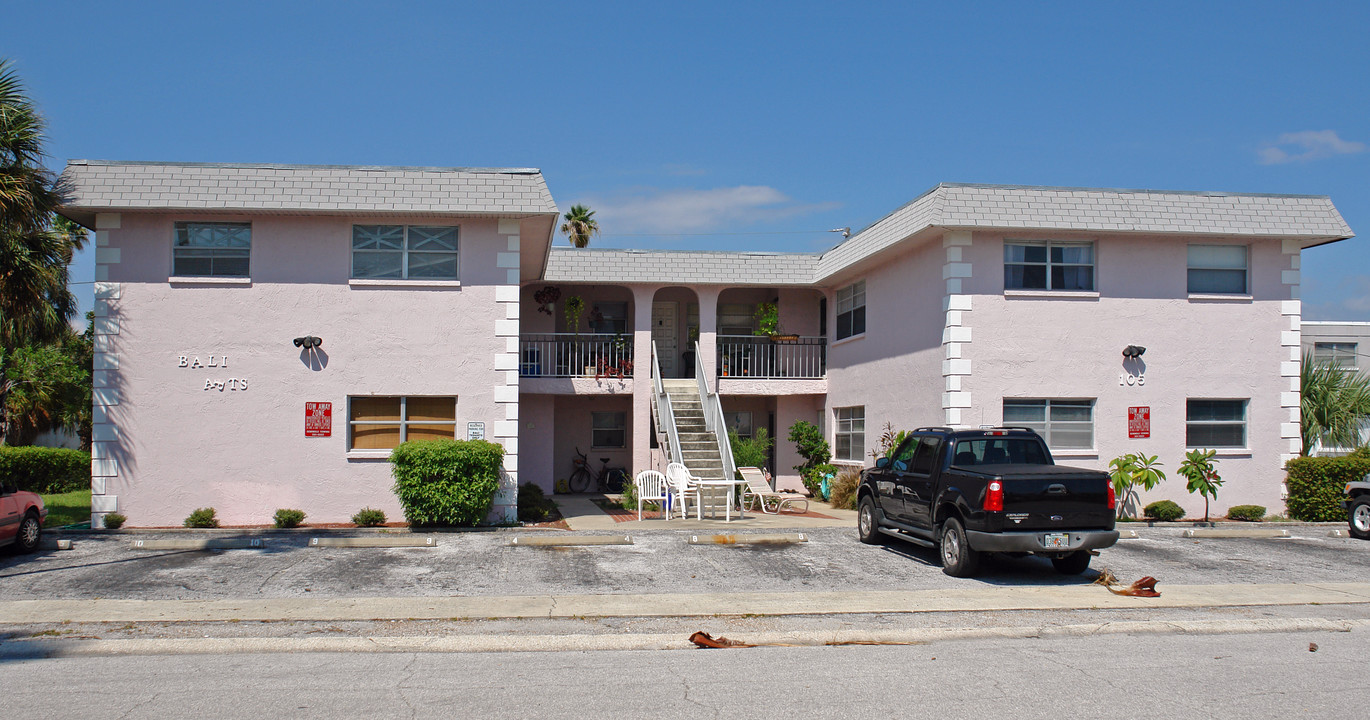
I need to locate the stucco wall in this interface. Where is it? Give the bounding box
[960,232,1293,515]
[823,239,949,465]
[551,395,635,486]
[94,213,514,526]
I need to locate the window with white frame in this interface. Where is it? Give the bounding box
[352,225,459,280]
[1003,399,1094,449]
[836,281,866,340]
[1186,399,1247,448]
[348,396,457,450]
[1004,241,1095,291]
[834,406,865,461]
[724,411,753,439]
[1313,342,1358,371]
[592,411,627,448]
[173,222,251,277]
[1187,245,1247,294]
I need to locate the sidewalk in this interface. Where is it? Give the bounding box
[3,582,1368,625]
[555,493,857,531]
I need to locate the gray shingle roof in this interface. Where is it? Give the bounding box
[59,160,558,217]
[543,248,820,285]
[815,183,1354,280]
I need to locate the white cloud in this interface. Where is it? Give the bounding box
[1258,130,1366,164]
[571,186,840,235]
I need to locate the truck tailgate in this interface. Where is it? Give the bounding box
[974,464,1114,530]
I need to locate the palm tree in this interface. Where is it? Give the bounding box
[1301,351,1370,455]
[560,204,599,248]
[0,58,81,442]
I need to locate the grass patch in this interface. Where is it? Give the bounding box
[40,489,90,528]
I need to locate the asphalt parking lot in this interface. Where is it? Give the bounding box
[2,526,1366,602]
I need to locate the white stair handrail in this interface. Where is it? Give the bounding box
[695,341,737,481]
[652,341,684,465]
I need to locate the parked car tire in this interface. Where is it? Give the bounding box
[939,517,980,577]
[1050,550,1091,575]
[1349,498,1370,540]
[857,496,881,545]
[15,512,41,553]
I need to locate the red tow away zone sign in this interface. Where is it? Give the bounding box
[1128,406,1150,439]
[305,402,332,437]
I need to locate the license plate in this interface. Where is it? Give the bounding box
[1043,533,1070,549]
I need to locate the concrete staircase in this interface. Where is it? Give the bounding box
[660,379,727,482]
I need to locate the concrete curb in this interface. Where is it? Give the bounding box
[3,617,1365,658]
[36,538,73,550]
[131,538,266,550]
[1182,528,1291,539]
[3,582,1368,625]
[308,537,437,548]
[686,533,808,545]
[509,535,633,546]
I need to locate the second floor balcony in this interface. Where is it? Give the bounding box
[717,335,826,379]
[520,333,634,379]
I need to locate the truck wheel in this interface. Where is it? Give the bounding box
[1051,551,1091,575]
[1350,498,1370,540]
[16,513,42,553]
[939,517,980,577]
[857,496,881,545]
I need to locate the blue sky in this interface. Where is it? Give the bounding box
[8,1,1369,320]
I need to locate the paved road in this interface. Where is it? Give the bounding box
[6,626,1365,718]
[2,527,1366,602]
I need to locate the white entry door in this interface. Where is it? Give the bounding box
[652,302,678,377]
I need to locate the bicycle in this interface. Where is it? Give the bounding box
[568,447,628,493]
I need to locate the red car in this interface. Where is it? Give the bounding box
[1,480,46,553]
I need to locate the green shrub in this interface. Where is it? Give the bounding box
[184,507,219,528]
[801,463,836,498]
[0,446,90,494]
[617,478,638,511]
[518,483,558,522]
[102,512,126,529]
[1144,500,1185,522]
[1225,504,1266,522]
[391,438,504,526]
[1285,450,1370,521]
[273,508,306,528]
[827,466,862,510]
[352,507,387,527]
[729,427,773,476]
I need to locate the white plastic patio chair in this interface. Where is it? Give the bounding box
[737,466,809,515]
[665,462,701,520]
[634,470,669,521]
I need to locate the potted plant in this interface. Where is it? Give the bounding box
[533,285,560,316]
[754,302,798,342]
[564,295,586,336]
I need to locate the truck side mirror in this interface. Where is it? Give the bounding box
[875,457,889,469]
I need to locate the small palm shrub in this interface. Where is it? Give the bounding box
[352,507,387,527]
[1144,500,1185,522]
[827,467,862,510]
[184,507,219,528]
[103,512,127,529]
[518,483,558,522]
[273,508,306,528]
[1226,504,1266,522]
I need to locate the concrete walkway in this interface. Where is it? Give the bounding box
[3,582,1367,625]
[555,493,857,531]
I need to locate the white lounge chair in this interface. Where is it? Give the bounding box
[737,466,809,515]
[633,470,669,521]
[665,462,702,520]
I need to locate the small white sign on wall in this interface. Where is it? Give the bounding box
[467,422,485,441]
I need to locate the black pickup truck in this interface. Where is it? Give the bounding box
[856,427,1118,577]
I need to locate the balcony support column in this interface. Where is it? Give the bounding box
[696,287,721,382]
[630,284,661,475]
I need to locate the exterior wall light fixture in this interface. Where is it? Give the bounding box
[293,336,323,349]
[1122,345,1146,359]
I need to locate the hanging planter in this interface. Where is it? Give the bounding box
[533,286,561,315]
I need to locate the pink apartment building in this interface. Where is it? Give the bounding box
[60,162,1354,526]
